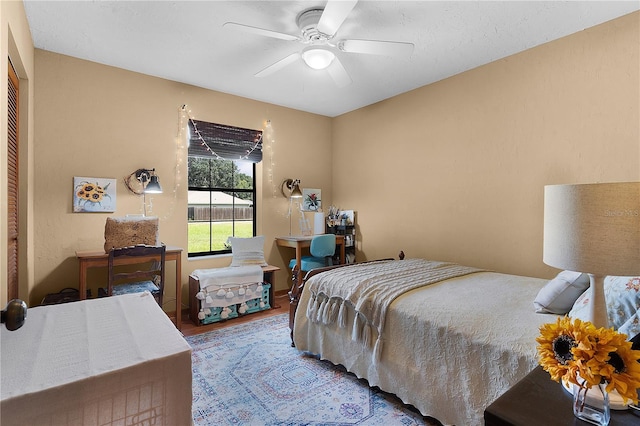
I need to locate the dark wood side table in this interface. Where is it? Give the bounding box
[485,366,640,425]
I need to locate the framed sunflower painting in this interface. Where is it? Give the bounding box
[73,176,116,212]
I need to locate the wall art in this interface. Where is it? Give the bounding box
[73,176,116,212]
[302,188,321,211]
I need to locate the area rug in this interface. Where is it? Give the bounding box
[186,313,443,426]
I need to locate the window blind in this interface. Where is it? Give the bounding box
[188,119,263,163]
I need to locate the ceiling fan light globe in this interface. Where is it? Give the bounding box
[302,48,335,70]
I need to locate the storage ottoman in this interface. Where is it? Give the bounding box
[188,270,271,326]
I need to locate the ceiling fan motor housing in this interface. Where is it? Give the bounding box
[297,9,330,44]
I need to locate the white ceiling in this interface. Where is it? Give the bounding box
[23,1,639,117]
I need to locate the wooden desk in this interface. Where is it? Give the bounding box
[75,246,183,330]
[275,235,345,287]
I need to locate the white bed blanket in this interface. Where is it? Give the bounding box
[294,268,558,426]
[305,259,483,362]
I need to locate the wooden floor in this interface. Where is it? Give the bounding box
[178,290,290,337]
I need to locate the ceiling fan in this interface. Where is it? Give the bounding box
[223,0,414,87]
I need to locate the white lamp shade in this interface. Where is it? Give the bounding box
[543,182,640,276]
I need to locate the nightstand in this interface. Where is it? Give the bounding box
[484,366,640,425]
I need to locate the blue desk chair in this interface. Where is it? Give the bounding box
[289,234,336,272]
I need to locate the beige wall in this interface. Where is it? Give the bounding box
[1,0,35,306]
[332,12,640,278]
[32,50,332,308]
[11,7,640,309]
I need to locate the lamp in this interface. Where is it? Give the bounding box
[281,178,303,235]
[301,46,335,70]
[125,168,163,216]
[144,173,162,193]
[281,178,302,199]
[543,182,640,328]
[134,168,163,194]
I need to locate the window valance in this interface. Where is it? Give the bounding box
[188,119,263,163]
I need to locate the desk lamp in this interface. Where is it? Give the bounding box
[543,182,640,328]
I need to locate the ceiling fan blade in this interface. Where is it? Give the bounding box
[338,39,414,56]
[223,22,300,41]
[255,52,301,77]
[317,0,358,37]
[327,57,352,88]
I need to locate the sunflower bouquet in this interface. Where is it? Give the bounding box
[536,316,640,405]
[75,181,110,207]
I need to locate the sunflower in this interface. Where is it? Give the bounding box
[538,317,640,405]
[90,190,104,202]
[586,328,640,404]
[536,316,591,384]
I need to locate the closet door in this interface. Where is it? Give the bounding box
[7,60,19,300]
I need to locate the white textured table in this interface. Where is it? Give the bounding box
[1,292,192,425]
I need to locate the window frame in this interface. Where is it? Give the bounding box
[187,158,257,258]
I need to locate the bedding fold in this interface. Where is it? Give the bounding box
[305,259,484,362]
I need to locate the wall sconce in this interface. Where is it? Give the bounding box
[281,178,302,235]
[136,168,163,194]
[124,168,163,216]
[281,178,302,199]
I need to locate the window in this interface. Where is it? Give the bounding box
[187,120,262,257]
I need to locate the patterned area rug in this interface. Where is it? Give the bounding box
[186,313,443,426]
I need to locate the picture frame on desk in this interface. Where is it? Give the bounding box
[341,210,354,226]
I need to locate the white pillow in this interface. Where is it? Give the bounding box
[534,270,590,314]
[229,236,267,267]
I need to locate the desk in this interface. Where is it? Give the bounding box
[76,246,183,330]
[275,235,345,287]
[1,293,192,425]
[484,366,639,425]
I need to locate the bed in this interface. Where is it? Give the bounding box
[291,257,561,426]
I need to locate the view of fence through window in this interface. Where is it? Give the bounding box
[187,158,255,256]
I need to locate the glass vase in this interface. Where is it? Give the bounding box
[572,380,610,426]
